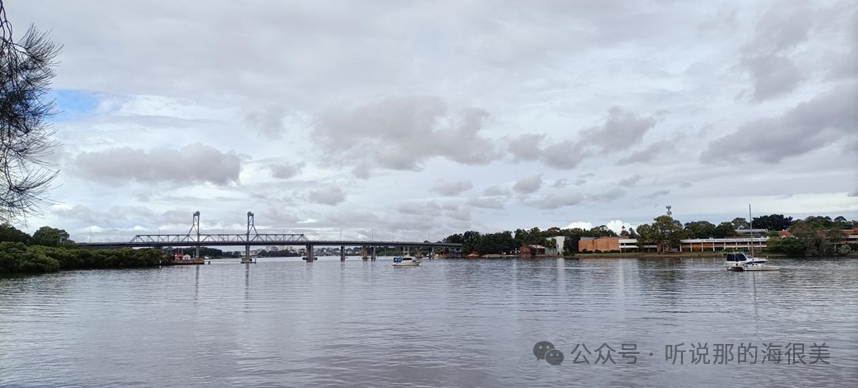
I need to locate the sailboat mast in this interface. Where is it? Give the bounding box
[749,204,754,256]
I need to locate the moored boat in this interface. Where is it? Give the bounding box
[393,256,421,267]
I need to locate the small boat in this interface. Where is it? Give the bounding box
[724,252,779,271]
[393,256,422,267]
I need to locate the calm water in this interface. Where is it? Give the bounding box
[1,257,856,387]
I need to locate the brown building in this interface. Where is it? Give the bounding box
[520,245,546,257]
[578,237,621,252]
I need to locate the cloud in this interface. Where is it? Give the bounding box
[617,175,641,186]
[739,5,815,101]
[564,221,594,230]
[467,196,505,209]
[74,143,241,186]
[588,188,626,203]
[308,186,346,206]
[552,178,570,188]
[483,185,509,196]
[524,193,585,209]
[430,180,473,196]
[503,108,658,170]
[246,105,288,139]
[702,83,858,163]
[513,174,543,194]
[616,140,672,165]
[397,200,443,217]
[269,161,305,179]
[578,107,658,152]
[508,133,545,161]
[642,189,670,199]
[314,96,499,174]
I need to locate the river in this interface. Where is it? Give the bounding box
[1,257,856,387]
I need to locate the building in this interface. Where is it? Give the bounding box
[520,245,546,257]
[579,237,620,252]
[679,237,767,252]
[546,236,566,256]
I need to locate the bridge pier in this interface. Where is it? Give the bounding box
[340,245,346,261]
[305,244,315,261]
[371,246,376,261]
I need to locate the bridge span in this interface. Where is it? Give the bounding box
[75,211,462,261]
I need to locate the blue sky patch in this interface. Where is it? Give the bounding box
[48,89,101,122]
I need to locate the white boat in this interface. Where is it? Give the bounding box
[393,256,422,267]
[724,205,779,272]
[724,252,779,271]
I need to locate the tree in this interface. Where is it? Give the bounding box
[752,214,793,231]
[30,226,69,247]
[461,230,481,254]
[731,217,749,230]
[0,2,62,222]
[0,222,28,242]
[713,222,736,238]
[684,221,716,239]
[767,237,806,256]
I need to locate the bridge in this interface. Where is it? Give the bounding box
[76,211,462,261]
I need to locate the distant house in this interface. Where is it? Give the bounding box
[520,245,546,257]
[579,237,650,253]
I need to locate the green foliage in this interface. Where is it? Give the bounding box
[637,215,686,253]
[838,244,852,255]
[752,214,793,231]
[684,221,716,239]
[713,222,736,238]
[0,242,171,274]
[30,226,72,247]
[0,223,31,243]
[731,217,749,230]
[766,237,806,255]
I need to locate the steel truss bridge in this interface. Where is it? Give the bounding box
[76,211,462,260]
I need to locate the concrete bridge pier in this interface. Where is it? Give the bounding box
[340,245,346,261]
[371,246,376,261]
[305,244,315,261]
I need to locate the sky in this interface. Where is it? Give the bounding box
[7,0,858,243]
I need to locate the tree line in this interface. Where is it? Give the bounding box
[0,224,171,273]
[444,214,855,257]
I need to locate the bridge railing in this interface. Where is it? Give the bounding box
[130,233,309,244]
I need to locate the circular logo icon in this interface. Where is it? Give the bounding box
[533,341,555,360]
[545,349,565,365]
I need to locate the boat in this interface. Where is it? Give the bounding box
[724,252,779,271]
[393,256,422,267]
[724,205,779,272]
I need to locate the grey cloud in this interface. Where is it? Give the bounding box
[430,180,473,196]
[849,189,858,197]
[740,5,815,101]
[588,188,626,203]
[552,178,570,188]
[54,205,157,227]
[467,196,505,209]
[513,174,543,194]
[445,206,472,222]
[314,96,499,174]
[617,175,642,186]
[247,105,288,139]
[523,193,585,209]
[308,186,346,206]
[617,140,672,165]
[702,83,858,163]
[504,108,657,170]
[483,185,509,196]
[579,107,658,152]
[508,133,545,161]
[397,201,443,217]
[74,143,241,186]
[269,161,305,179]
[642,189,670,199]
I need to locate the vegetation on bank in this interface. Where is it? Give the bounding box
[444,214,856,257]
[0,224,171,274]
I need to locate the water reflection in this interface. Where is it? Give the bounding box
[0,257,855,387]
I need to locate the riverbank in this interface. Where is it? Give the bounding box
[463,251,858,259]
[0,242,172,274]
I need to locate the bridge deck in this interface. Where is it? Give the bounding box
[77,239,461,249]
